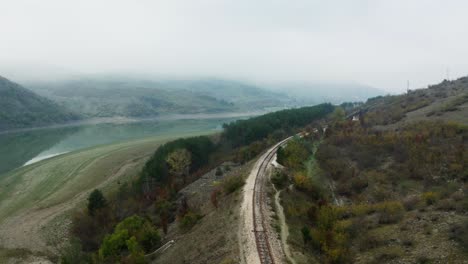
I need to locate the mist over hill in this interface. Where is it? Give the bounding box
[0,75,79,131]
[1,74,386,132]
[26,78,292,118]
[267,81,385,105]
[25,77,384,118]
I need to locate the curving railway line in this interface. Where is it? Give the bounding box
[252,136,292,264]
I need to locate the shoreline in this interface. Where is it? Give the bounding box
[0,111,264,135]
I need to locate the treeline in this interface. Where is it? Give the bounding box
[222,103,334,147]
[141,136,215,185]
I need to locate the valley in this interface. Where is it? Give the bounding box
[0,116,244,262]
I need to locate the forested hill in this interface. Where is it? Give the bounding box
[0,75,80,131]
[26,78,291,118]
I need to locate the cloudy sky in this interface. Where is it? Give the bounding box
[1,0,467,92]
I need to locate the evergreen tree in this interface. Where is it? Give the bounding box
[87,189,107,216]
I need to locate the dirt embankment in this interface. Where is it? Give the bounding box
[152,162,253,264]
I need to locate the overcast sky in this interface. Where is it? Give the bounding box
[1,0,468,92]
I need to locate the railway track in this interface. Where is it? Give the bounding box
[252,137,292,264]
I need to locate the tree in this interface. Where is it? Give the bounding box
[98,215,160,261]
[166,148,191,184]
[87,189,107,216]
[331,107,345,122]
[276,146,286,165]
[301,226,312,250]
[155,199,171,234]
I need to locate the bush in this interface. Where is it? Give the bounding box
[376,201,404,224]
[374,246,403,262]
[436,198,456,211]
[358,233,385,250]
[179,211,201,231]
[215,167,223,176]
[271,170,288,189]
[350,176,368,194]
[98,215,160,261]
[422,192,439,205]
[221,175,245,194]
[402,195,421,211]
[449,221,468,253]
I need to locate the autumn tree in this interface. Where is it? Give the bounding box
[166,148,191,185]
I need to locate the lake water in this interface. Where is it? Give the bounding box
[0,115,246,176]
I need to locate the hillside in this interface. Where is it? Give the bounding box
[276,77,468,263]
[26,78,291,118]
[269,81,384,105]
[0,76,79,131]
[363,77,468,127]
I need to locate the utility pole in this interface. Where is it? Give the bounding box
[407,80,410,94]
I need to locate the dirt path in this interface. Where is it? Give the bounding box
[0,155,146,255]
[270,162,296,264]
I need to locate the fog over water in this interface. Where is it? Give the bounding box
[1,0,468,92]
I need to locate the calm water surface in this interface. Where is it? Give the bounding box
[0,116,244,176]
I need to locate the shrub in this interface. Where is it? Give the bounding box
[350,203,375,217]
[402,195,421,211]
[376,201,404,224]
[416,256,431,264]
[301,226,312,246]
[178,211,201,231]
[449,221,468,253]
[98,215,160,261]
[358,232,385,250]
[422,192,439,205]
[369,186,393,202]
[221,175,245,194]
[350,176,368,194]
[374,246,403,262]
[215,167,223,176]
[436,198,456,211]
[271,170,288,189]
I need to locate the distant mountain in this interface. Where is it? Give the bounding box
[0,75,80,132]
[154,79,290,110]
[26,78,291,118]
[268,82,385,105]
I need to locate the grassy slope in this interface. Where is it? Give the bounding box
[0,129,216,263]
[0,130,214,221]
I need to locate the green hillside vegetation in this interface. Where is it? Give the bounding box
[277,78,468,263]
[68,104,333,262]
[27,78,291,118]
[0,75,80,131]
[222,103,334,147]
[364,77,468,126]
